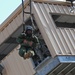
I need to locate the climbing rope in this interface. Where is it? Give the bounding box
[21,0,36,32]
[22,0,25,32]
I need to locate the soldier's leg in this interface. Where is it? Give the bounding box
[19,48,26,57]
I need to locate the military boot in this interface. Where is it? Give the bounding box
[24,50,35,59]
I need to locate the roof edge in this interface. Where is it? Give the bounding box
[0,1,29,32]
[33,0,71,5]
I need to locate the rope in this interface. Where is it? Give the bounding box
[21,0,36,32]
[30,14,36,30]
[30,0,36,30]
[22,0,25,32]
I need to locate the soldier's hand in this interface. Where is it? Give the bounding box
[23,40,28,44]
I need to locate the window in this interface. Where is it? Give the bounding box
[51,14,75,28]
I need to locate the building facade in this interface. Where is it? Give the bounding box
[0,0,75,75]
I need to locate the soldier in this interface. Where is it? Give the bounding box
[17,25,39,59]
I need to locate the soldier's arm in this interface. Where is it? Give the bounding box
[16,33,25,44]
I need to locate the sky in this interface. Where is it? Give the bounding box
[0,0,21,24]
[0,0,66,24]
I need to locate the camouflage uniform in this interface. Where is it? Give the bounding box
[17,26,39,59]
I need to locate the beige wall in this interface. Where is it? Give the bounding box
[0,5,30,45]
[1,46,35,75]
[0,1,75,75]
[32,2,75,57]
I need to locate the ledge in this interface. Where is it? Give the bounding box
[35,55,75,75]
